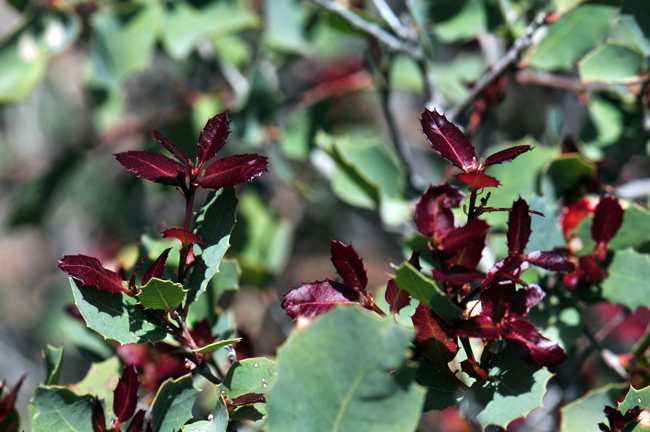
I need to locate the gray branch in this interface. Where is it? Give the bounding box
[370,0,413,41]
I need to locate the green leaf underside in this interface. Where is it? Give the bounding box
[601,249,650,310]
[43,344,64,386]
[186,188,238,305]
[391,262,463,320]
[560,383,627,432]
[150,374,199,432]
[192,338,242,354]
[30,386,94,432]
[71,279,167,344]
[266,306,425,432]
[138,278,187,311]
[460,349,553,429]
[69,357,121,417]
[416,363,463,412]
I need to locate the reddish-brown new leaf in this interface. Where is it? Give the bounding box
[509,284,545,318]
[415,185,464,238]
[230,393,267,407]
[330,239,368,292]
[91,397,107,432]
[411,303,458,366]
[420,108,477,172]
[129,256,145,293]
[197,112,230,166]
[526,251,575,273]
[561,198,594,239]
[481,283,517,323]
[141,248,171,286]
[114,365,140,423]
[58,255,126,294]
[453,315,501,339]
[162,229,206,247]
[114,151,188,185]
[281,279,361,320]
[151,129,192,166]
[484,145,533,167]
[125,409,146,432]
[196,154,270,190]
[505,319,567,367]
[507,198,532,256]
[592,195,624,245]
[455,173,501,189]
[0,376,24,419]
[441,219,489,269]
[385,279,412,314]
[461,359,488,380]
[432,268,485,285]
[579,255,608,282]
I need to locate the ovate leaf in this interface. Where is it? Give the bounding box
[196,154,270,190]
[485,145,533,167]
[267,307,425,432]
[507,198,532,256]
[455,173,500,189]
[30,386,94,432]
[58,255,126,294]
[592,195,624,244]
[151,129,192,166]
[526,251,575,273]
[150,374,199,432]
[114,151,187,185]
[330,239,368,292]
[197,112,230,166]
[420,108,477,172]
[138,278,187,311]
[602,249,650,310]
[113,366,140,423]
[281,279,361,320]
[505,319,568,367]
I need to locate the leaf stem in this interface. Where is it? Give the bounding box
[461,337,476,363]
[480,339,494,368]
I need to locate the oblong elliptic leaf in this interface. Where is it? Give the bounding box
[384,279,411,314]
[420,108,477,172]
[113,365,140,423]
[196,154,270,190]
[505,319,567,367]
[151,129,192,166]
[591,195,624,245]
[267,306,425,432]
[138,278,188,311]
[455,173,501,189]
[58,255,126,294]
[281,279,361,320]
[114,151,187,185]
[142,248,171,286]
[507,198,532,256]
[526,250,575,273]
[330,239,368,292]
[197,112,230,166]
[485,145,533,167]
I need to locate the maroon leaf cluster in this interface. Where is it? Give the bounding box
[115,112,269,192]
[282,240,383,320]
[92,366,148,432]
[563,195,624,290]
[0,376,24,432]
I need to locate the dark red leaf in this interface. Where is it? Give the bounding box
[431,268,485,285]
[509,284,545,318]
[408,249,422,271]
[113,365,140,422]
[125,409,146,432]
[281,279,361,320]
[197,112,230,166]
[592,195,624,245]
[461,359,488,380]
[441,219,489,269]
[230,393,267,407]
[600,405,641,432]
[415,184,465,239]
[579,255,608,282]
[507,198,532,256]
[420,108,477,172]
[189,319,216,348]
[196,154,270,190]
[58,255,126,294]
[453,316,502,339]
[129,256,145,293]
[504,319,567,367]
[0,376,24,418]
[385,279,412,314]
[526,251,575,273]
[114,151,188,185]
[64,304,84,322]
[411,303,458,366]
[162,229,206,248]
[330,239,368,292]
[455,173,501,189]
[561,198,594,239]
[481,283,517,323]
[91,397,107,432]
[141,248,171,286]
[151,129,192,166]
[480,255,527,290]
[484,145,533,167]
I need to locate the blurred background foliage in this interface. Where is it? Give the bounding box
[1,0,650,429]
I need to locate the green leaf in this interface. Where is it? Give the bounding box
[280,108,312,160]
[192,338,242,354]
[43,344,64,386]
[578,41,644,83]
[186,188,238,305]
[602,248,650,310]
[560,383,627,432]
[527,5,616,70]
[30,386,94,432]
[433,0,487,42]
[69,357,121,416]
[150,374,199,432]
[138,278,187,311]
[182,394,228,432]
[617,384,650,430]
[584,98,624,149]
[263,0,308,53]
[460,349,553,429]
[416,363,463,412]
[527,292,582,351]
[525,194,566,254]
[543,154,596,201]
[266,306,425,432]
[391,262,463,320]
[609,203,650,250]
[220,357,277,399]
[71,279,167,344]
[620,0,650,56]
[554,0,587,13]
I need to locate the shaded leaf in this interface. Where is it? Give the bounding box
[411,303,458,367]
[579,255,607,282]
[601,248,650,310]
[92,397,107,432]
[114,365,140,423]
[114,151,187,185]
[330,239,368,292]
[485,145,533,167]
[197,111,230,166]
[461,359,488,381]
[526,251,575,273]
[138,278,187,311]
[151,129,191,166]
[416,363,463,412]
[432,268,485,285]
[162,229,206,247]
[420,108,477,172]
[281,279,361,320]
[126,410,146,432]
[384,279,411,314]
[453,316,502,339]
[150,375,199,432]
[196,154,270,190]
[559,383,627,432]
[415,184,464,238]
[455,173,500,189]
[142,249,171,287]
[592,195,624,245]
[31,386,94,432]
[505,319,567,367]
[43,344,63,386]
[441,219,489,269]
[58,255,126,294]
[507,198,532,256]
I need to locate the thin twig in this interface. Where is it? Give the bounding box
[583,326,630,380]
[516,70,649,92]
[370,0,413,41]
[447,11,548,122]
[308,0,422,60]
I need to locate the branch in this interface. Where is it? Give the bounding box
[447,11,548,122]
[308,0,422,60]
[516,70,649,92]
[370,0,413,41]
